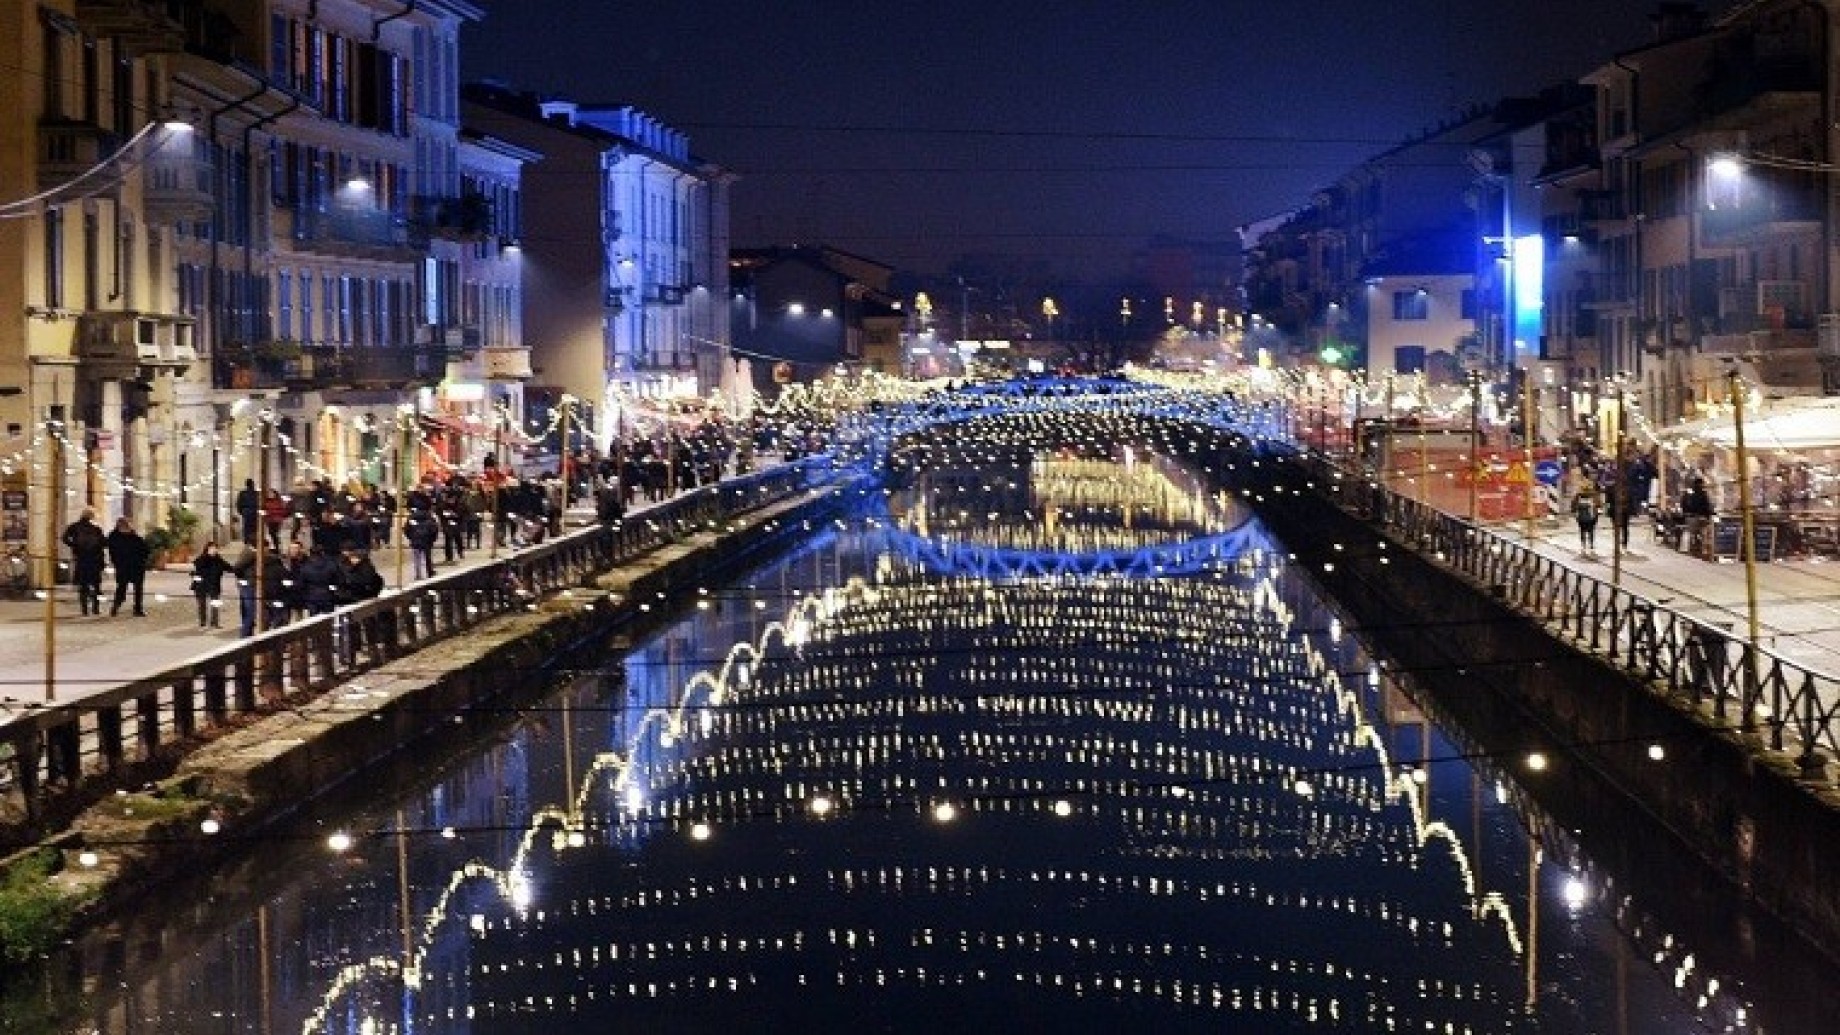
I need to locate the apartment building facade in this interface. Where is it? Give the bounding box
[1243,0,1840,433]
[460,84,734,451]
[0,0,528,586]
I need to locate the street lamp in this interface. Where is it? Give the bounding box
[1467,370,1483,524]
[42,404,65,704]
[1726,366,1761,661]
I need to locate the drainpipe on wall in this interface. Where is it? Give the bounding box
[241,94,301,348]
[205,82,272,364]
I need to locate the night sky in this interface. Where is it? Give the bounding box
[463,1,1732,283]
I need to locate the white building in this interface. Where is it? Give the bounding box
[1363,273,1477,383]
[425,128,537,469]
[460,84,733,451]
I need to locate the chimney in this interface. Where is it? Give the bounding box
[538,99,578,126]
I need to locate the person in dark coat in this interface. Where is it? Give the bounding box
[231,544,288,636]
[279,540,309,621]
[439,487,466,563]
[311,509,347,557]
[596,478,625,524]
[235,479,259,545]
[334,547,385,605]
[106,517,150,617]
[406,508,440,580]
[335,546,388,661]
[61,507,107,615]
[297,546,342,616]
[190,541,229,628]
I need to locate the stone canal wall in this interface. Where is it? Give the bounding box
[24,482,854,946]
[1243,466,1840,959]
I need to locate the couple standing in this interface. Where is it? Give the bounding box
[60,508,150,616]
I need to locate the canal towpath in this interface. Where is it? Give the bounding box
[0,485,718,725]
[1502,517,1840,679]
[6,492,1839,727]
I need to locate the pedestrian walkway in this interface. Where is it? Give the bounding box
[1492,517,1840,679]
[0,490,682,725]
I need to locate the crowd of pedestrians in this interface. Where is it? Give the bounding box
[56,409,841,640]
[1564,436,1659,556]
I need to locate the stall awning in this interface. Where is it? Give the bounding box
[1694,399,1840,451]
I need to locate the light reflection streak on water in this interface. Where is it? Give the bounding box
[178,453,1747,1034]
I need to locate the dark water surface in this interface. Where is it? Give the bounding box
[23,452,1837,1033]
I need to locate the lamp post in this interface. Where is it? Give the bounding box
[395,402,413,591]
[1348,372,1364,471]
[1728,368,1762,659]
[253,409,271,635]
[559,393,572,506]
[1416,374,1428,507]
[1522,376,1539,543]
[1467,370,1482,524]
[43,405,64,704]
[1611,381,1628,588]
[489,401,504,561]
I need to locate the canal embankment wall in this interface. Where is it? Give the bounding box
[1240,463,1840,961]
[17,481,854,950]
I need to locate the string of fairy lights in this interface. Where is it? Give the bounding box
[48,392,1763,1032]
[3,355,1800,518]
[272,534,1740,1030]
[0,368,948,507]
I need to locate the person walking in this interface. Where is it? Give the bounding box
[1681,476,1715,556]
[61,507,107,615]
[190,541,228,628]
[262,488,290,552]
[406,507,439,580]
[232,543,289,636]
[439,486,466,563]
[296,545,342,617]
[106,516,150,616]
[235,478,260,546]
[1572,484,1600,554]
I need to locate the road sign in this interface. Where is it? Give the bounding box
[1534,459,1563,486]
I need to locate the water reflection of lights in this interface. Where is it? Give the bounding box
[282,441,1756,1034]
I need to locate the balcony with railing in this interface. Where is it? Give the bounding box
[275,205,414,259]
[630,350,700,373]
[1701,186,1823,248]
[1712,280,1814,334]
[74,0,186,57]
[143,147,214,223]
[1577,190,1628,225]
[1696,57,1821,123]
[38,121,122,193]
[213,342,458,391]
[408,192,493,243]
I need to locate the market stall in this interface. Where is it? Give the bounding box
[1655,397,1840,559]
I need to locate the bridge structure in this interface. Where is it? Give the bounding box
[843,375,1282,581]
[843,374,1286,470]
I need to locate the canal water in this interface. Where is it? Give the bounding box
[20,448,1839,1033]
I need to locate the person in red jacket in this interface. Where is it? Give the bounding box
[261,488,291,552]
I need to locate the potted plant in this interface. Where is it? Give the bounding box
[145,525,178,569]
[164,505,201,564]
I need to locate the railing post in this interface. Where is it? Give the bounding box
[204,666,228,725]
[1798,675,1829,782]
[8,730,43,811]
[96,706,123,774]
[173,675,196,739]
[233,654,257,713]
[47,721,80,785]
[137,693,161,760]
